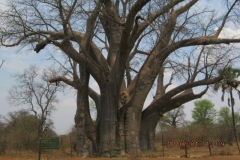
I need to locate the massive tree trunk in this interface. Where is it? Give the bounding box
[116,115,125,155]
[123,77,157,154]
[75,67,97,157]
[140,112,162,151]
[98,82,119,157]
[124,106,142,154]
[75,89,89,157]
[84,91,98,154]
[122,9,179,152]
[139,65,166,151]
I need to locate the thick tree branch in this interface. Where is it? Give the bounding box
[142,76,222,119]
[163,88,208,114]
[49,76,76,88]
[175,37,240,48]
[58,0,68,34]
[48,75,100,106]
[53,40,103,84]
[84,0,102,47]
[113,0,151,78]
[129,0,184,47]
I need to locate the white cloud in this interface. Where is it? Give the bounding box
[217,28,240,39]
[164,71,172,78]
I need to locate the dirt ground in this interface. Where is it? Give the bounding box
[58,156,240,160]
[1,143,239,160]
[0,155,240,160]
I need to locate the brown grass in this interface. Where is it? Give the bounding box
[0,142,240,160]
[153,141,240,158]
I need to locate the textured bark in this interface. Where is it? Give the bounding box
[98,83,119,157]
[122,9,180,151]
[140,112,162,151]
[74,66,97,157]
[115,115,125,156]
[124,106,142,154]
[75,89,89,157]
[84,92,98,154]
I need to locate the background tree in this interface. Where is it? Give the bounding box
[218,106,240,145]
[214,67,240,152]
[2,109,56,151]
[165,105,185,128]
[0,115,5,139]
[191,99,217,128]
[219,107,235,127]
[7,65,63,160]
[0,115,6,155]
[1,0,240,156]
[157,105,185,131]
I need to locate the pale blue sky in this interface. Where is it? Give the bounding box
[0,47,77,134]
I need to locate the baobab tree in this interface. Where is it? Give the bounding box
[1,0,240,157]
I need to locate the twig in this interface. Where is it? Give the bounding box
[0,60,5,68]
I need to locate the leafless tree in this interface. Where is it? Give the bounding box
[1,0,240,156]
[166,105,186,128]
[156,105,185,131]
[7,65,63,160]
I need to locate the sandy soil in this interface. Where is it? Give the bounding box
[0,155,240,160]
[58,156,240,160]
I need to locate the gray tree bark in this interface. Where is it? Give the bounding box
[140,112,162,151]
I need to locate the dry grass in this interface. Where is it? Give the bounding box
[152,141,240,158]
[1,149,77,160]
[0,142,240,159]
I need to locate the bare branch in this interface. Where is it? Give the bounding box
[0,60,4,68]
[213,0,239,37]
[48,76,76,88]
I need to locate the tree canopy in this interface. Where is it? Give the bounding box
[218,106,240,127]
[0,109,56,151]
[192,99,217,126]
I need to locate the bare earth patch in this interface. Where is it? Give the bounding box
[0,155,240,160]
